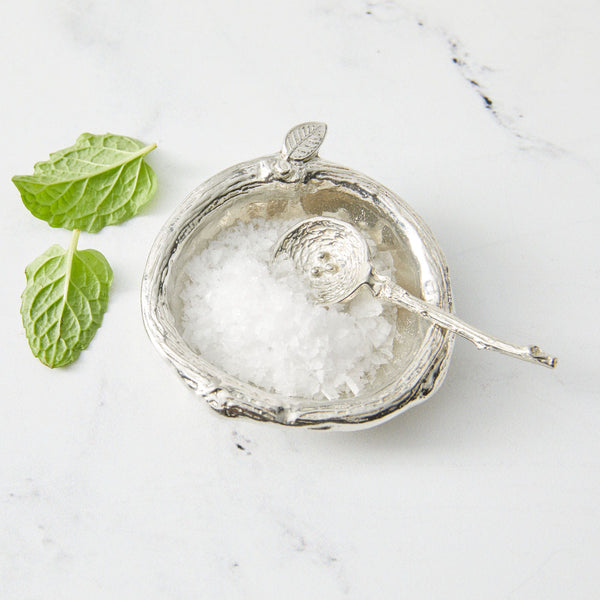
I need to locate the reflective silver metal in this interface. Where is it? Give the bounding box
[142,123,468,429]
[275,216,556,368]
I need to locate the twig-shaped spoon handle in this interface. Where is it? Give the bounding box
[369,271,557,368]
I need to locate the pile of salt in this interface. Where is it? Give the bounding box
[180,218,396,400]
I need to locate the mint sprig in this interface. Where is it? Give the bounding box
[13,133,157,232]
[15,133,157,367]
[21,230,112,368]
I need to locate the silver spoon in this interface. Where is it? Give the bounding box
[273,216,557,369]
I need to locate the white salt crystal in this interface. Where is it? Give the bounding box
[349,289,383,318]
[179,218,397,400]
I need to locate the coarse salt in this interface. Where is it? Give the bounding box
[180,218,396,400]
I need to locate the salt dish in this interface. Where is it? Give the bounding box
[141,122,536,429]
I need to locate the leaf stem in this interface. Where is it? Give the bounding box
[69,228,80,254]
[63,229,80,304]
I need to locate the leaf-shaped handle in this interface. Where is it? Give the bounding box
[283,122,327,162]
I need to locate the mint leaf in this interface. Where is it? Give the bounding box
[21,231,113,368]
[12,133,157,233]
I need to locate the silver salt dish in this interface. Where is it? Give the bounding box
[141,123,554,430]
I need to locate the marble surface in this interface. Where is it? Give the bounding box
[1,0,599,597]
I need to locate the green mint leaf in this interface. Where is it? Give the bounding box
[12,133,157,233]
[21,231,113,368]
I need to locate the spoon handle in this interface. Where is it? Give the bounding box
[369,272,557,369]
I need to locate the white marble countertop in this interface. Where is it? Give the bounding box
[1,1,599,598]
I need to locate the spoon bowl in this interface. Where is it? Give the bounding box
[273,216,372,304]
